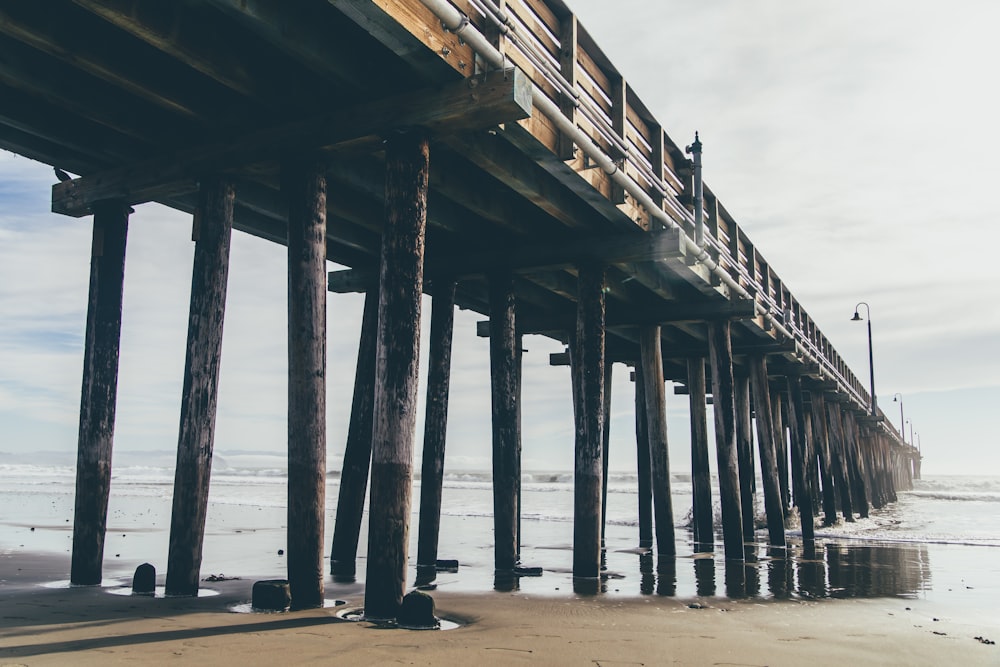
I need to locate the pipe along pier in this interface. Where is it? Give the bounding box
[0,0,920,618]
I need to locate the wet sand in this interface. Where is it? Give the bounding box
[1,550,996,666]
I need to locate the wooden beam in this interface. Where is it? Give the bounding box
[53,69,532,217]
[331,228,683,293]
[474,297,755,336]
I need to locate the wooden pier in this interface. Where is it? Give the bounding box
[0,0,920,618]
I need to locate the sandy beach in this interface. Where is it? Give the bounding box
[1,548,996,667]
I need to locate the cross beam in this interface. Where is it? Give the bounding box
[52,68,532,217]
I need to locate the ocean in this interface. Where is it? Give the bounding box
[2,459,998,614]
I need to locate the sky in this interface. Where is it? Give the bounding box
[1,1,998,476]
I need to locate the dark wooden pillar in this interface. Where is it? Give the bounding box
[785,375,815,543]
[364,131,429,620]
[330,285,378,579]
[70,200,130,586]
[489,270,519,573]
[707,321,744,561]
[285,163,328,610]
[634,365,653,550]
[601,359,612,555]
[639,326,675,557]
[844,412,870,518]
[165,178,235,596]
[687,356,713,551]
[748,356,785,547]
[416,280,457,580]
[734,371,755,543]
[362,132,429,619]
[825,401,854,521]
[809,392,838,526]
[771,388,790,517]
[573,264,606,580]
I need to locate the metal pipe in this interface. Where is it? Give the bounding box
[686,132,704,248]
[419,0,870,411]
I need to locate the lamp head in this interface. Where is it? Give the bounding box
[851,311,862,322]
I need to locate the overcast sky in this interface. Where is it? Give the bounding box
[1,1,997,476]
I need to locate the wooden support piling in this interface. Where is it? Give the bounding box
[825,401,854,521]
[844,412,870,518]
[330,285,378,578]
[639,326,675,557]
[707,321,745,561]
[285,162,328,610]
[601,359,613,555]
[809,392,838,526]
[633,365,653,550]
[734,372,756,543]
[416,280,457,578]
[70,199,130,586]
[784,375,815,543]
[573,264,606,580]
[165,177,235,597]
[489,270,519,573]
[748,356,785,547]
[686,356,713,551]
[363,131,429,620]
[770,388,790,517]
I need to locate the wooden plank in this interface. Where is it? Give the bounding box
[557,12,578,160]
[165,177,235,597]
[331,0,474,80]
[70,200,130,586]
[53,68,533,216]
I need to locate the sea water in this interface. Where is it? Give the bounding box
[2,459,998,606]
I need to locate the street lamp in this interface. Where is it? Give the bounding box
[892,393,905,443]
[905,419,912,444]
[851,302,877,417]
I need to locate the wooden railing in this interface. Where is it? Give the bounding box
[396,0,888,427]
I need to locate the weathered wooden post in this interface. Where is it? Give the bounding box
[363,131,430,619]
[770,388,790,517]
[785,375,815,543]
[330,285,378,579]
[734,371,756,542]
[707,321,744,561]
[364,131,429,620]
[489,270,519,574]
[70,200,130,586]
[633,365,653,550]
[416,280,457,583]
[573,264,606,580]
[639,326,675,557]
[809,391,838,526]
[748,355,785,547]
[601,359,613,557]
[165,177,235,597]
[825,400,854,521]
[844,411,870,518]
[687,356,713,551]
[285,162,328,610]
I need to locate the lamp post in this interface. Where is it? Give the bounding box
[851,302,877,417]
[892,393,905,443]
